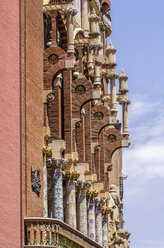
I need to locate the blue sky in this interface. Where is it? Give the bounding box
[109,0,164,247]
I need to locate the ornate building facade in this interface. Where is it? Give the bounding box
[0,0,131,248]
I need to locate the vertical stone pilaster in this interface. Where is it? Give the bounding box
[77,181,91,235]
[47,158,68,221]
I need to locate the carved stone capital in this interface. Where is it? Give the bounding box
[76,180,91,190]
[88,9,99,22]
[64,170,80,180]
[95,198,106,207]
[62,7,77,16]
[119,99,131,105]
[47,158,68,169]
[106,72,119,80]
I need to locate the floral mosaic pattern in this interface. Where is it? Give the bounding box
[52,169,63,221]
[65,180,76,229]
[77,190,87,235]
[95,206,103,245]
[87,199,96,240]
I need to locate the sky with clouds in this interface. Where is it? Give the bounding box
[109,0,164,247]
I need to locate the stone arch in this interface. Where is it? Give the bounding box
[44,46,66,90]
[72,77,101,118]
[74,28,85,39]
[91,105,110,140]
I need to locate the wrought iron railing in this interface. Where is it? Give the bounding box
[24,218,103,248]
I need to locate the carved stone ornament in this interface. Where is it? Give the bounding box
[48,54,59,65]
[94,111,104,121]
[31,168,41,196]
[47,92,55,103]
[75,85,86,95]
[107,134,116,143]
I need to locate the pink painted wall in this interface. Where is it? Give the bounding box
[0,0,22,247]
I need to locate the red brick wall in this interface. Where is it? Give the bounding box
[22,0,44,217]
[0,0,22,247]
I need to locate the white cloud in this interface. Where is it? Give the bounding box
[122,95,164,199]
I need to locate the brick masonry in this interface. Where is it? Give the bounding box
[0,0,21,247]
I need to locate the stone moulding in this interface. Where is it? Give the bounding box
[24,217,103,248]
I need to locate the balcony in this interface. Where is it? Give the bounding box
[24,218,103,248]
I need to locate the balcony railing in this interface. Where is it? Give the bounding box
[24,218,103,248]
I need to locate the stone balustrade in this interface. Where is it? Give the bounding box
[24,218,103,248]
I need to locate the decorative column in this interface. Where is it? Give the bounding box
[119,99,131,134]
[119,69,128,95]
[106,73,119,112]
[51,11,58,47]
[90,43,103,87]
[43,147,52,217]
[65,170,80,229]
[63,8,77,54]
[81,0,89,35]
[87,197,96,240]
[47,158,68,221]
[76,180,91,235]
[88,9,100,39]
[87,190,98,241]
[106,41,117,66]
[95,199,105,245]
[102,207,110,247]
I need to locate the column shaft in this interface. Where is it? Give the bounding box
[52,166,63,220]
[88,198,96,240]
[110,78,117,111]
[102,214,108,247]
[43,160,48,217]
[123,103,128,133]
[81,0,89,33]
[65,179,77,229]
[67,14,74,53]
[77,189,88,235]
[95,206,103,245]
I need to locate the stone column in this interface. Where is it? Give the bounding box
[88,9,100,39]
[119,99,131,134]
[106,41,117,66]
[63,8,77,54]
[106,73,119,112]
[81,0,89,35]
[95,199,105,245]
[87,192,98,241]
[76,181,91,235]
[90,43,103,87]
[102,213,108,247]
[43,147,52,217]
[47,158,68,221]
[65,171,80,229]
[51,11,58,46]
